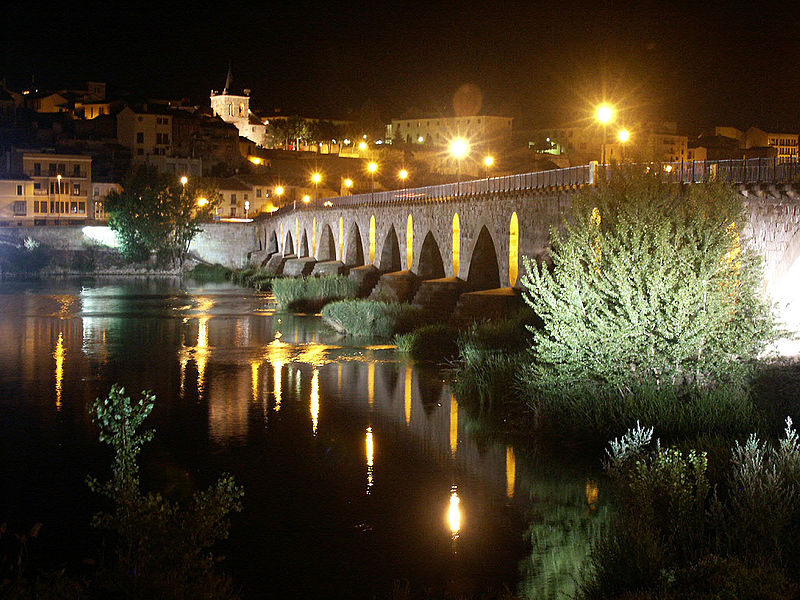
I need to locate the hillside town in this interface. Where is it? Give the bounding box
[2,68,797,227]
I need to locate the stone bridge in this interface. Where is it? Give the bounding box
[234,161,800,325]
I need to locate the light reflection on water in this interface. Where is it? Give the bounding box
[0,278,604,599]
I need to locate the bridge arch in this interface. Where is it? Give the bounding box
[345,221,365,266]
[283,229,295,256]
[378,224,402,272]
[299,229,309,257]
[369,216,377,264]
[267,230,279,255]
[318,224,337,261]
[466,225,500,290]
[418,231,446,280]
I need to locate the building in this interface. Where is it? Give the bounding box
[209,68,268,147]
[91,181,122,221]
[117,105,174,158]
[0,175,35,226]
[744,127,798,163]
[172,111,241,175]
[387,115,514,147]
[0,150,93,224]
[210,176,280,218]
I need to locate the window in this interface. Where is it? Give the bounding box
[230,207,236,217]
[136,132,144,143]
[49,164,57,176]
[71,202,78,214]
[58,163,65,174]
[73,184,81,195]
[16,185,23,195]
[33,163,41,176]
[256,188,262,197]
[13,201,26,216]
[138,116,143,122]
[79,202,86,214]
[50,201,55,213]
[231,194,237,204]
[244,193,249,200]
[73,164,81,177]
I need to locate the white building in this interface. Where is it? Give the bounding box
[387,115,513,147]
[209,68,269,147]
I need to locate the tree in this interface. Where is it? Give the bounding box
[105,166,220,266]
[521,169,775,396]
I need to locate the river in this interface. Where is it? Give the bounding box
[0,278,604,599]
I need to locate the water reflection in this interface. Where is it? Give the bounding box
[53,332,65,410]
[0,280,606,599]
[365,426,374,494]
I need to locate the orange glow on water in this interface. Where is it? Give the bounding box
[54,332,65,410]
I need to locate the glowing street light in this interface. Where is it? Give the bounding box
[398,169,408,182]
[197,197,209,207]
[483,155,495,168]
[180,175,188,186]
[344,178,353,188]
[595,103,615,165]
[367,161,378,203]
[617,129,630,161]
[311,172,322,204]
[449,137,470,195]
[302,194,311,204]
[417,135,424,143]
[359,141,368,151]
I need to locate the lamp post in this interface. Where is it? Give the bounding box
[343,178,354,195]
[595,104,615,165]
[449,137,469,196]
[617,129,630,162]
[367,161,378,203]
[311,172,322,204]
[398,168,408,197]
[56,173,62,218]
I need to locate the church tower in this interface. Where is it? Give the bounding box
[210,65,267,146]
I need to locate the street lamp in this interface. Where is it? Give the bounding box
[449,137,470,195]
[398,169,408,197]
[359,141,368,151]
[367,161,378,203]
[483,155,494,178]
[311,172,322,204]
[244,200,250,218]
[180,175,188,186]
[595,103,615,165]
[197,197,209,207]
[617,129,630,161]
[56,174,62,219]
[302,194,311,204]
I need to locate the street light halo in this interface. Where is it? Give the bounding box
[618,129,630,143]
[367,161,378,173]
[344,178,354,188]
[483,155,495,167]
[180,176,189,186]
[596,104,615,125]
[449,137,470,159]
[275,185,285,196]
[398,169,408,180]
[311,172,322,184]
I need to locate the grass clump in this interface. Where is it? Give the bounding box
[394,324,460,363]
[273,275,358,312]
[185,263,231,281]
[322,300,426,337]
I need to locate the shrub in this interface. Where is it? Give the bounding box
[186,263,231,281]
[394,324,460,363]
[87,385,243,598]
[272,275,358,311]
[579,418,800,599]
[322,300,426,337]
[522,171,775,396]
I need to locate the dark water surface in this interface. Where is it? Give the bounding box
[0,278,602,599]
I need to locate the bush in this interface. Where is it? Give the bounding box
[0,240,50,273]
[272,275,358,311]
[394,324,460,363]
[521,171,775,396]
[87,385,243,598]
[579,419,800,599]
[322,300,426,337]
[186,263,232,281]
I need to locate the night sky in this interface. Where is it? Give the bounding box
[4,1,800,132]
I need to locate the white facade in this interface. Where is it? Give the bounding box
[388,115,513,146]
[210,89,268,147]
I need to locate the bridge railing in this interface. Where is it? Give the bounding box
[263,158,799,216]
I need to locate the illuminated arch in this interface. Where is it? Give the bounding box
[509,212,519,286]
[369,215,376,264]
[452,213,461,277]
[312,217,317,256]
[339,217,345,261]
[267,230,279,255]
[406,214,414,270]
[280,223,284,253]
